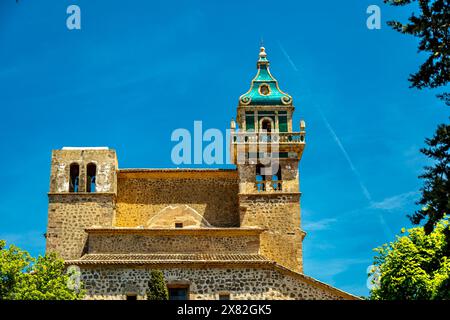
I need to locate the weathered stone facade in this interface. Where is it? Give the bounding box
[85,228,262,255]
[80,267,347,300]
[45,47,357,300]
[115,170,239,228]
[239,192,304,272]
[47,193,115,260]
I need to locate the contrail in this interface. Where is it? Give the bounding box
[278,42,393,237]
[318,106,392,238]
[318,108,372,202]
[278,42,299,72]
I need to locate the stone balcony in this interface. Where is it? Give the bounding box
[231,131,305,144]
[255,180,283,192]
[230,131,306,162]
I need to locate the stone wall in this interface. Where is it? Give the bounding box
[46,194,115,260]
[239,193,303,272]
[237,160,299,194]
[115,171,240,228]
[79,266,343,300]
[87,233,260,254]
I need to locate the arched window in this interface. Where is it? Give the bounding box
[86,163,97,193]
[261,119,272,133]
[259,118,274,143]
[69,163,80,193]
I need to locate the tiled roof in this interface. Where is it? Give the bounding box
[66,253,273,266]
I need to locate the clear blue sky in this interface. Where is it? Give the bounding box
[0,0,447,297]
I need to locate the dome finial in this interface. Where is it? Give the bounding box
[259,46,267,58]
[257,46,269,67]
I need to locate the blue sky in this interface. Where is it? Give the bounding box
[0,0,448,297]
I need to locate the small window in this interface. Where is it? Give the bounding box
[219,293,230,300]
[86,163,97,193]
[272,167,282,191]
[168,287,189,300]
[245,114,255,131]
[278,115,288,132]
[175,222,183,228]
[258,111,275,115]
[69,163,80,193]
[258,84,271,96]
[261,119,272,133]
[256,164,266,192]
[126,294,137,301]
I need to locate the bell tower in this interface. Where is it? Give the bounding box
[230,47,307,272]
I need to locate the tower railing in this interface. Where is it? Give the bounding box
[231,131,306,144]
[255,180,283,192]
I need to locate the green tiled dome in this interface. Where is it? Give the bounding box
[239,47,293,106]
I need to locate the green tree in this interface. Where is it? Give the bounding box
[0,240,84,300]
[0,240,32,299]
[384,0,450,236]
[410,121,450,239]
[369,219,450,300]
[384,0,450,89]
[146,270,168,300]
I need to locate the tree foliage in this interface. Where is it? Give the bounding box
[384,0,450,89]
[0,240,84,300]
[370,219,450,300]
[384,1,450,237]
[437,92,450,106]
[410,120,450,237]
[146,270,168,300]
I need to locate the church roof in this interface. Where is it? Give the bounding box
[239,47,293,106]
[66,253,272,266]
[66,253,360,300]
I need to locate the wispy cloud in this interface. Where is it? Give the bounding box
[308,242,336,251]
[303,257,371,296]
[305,257,370,280]
[403,145,427,175]
[370,191,418,211]
[303,218,337,231]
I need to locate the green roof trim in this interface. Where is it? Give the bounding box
[239,47,293,106]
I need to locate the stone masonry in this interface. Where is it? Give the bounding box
[80,267,347,300]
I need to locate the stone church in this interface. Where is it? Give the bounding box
[45,47,356,300]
